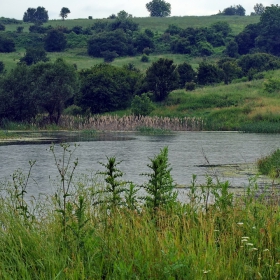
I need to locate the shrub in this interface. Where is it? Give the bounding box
[0,35,15,52]
[88,16,93,19]
[141,146,177,213]
[44,29,67,52]
[263,78,280,94]
[101,50,119,62]
[257,149,280,178]
[0,23,5,31]
[63,105,83,116]
[17,26,24,33]
[141,54,149,62]
[131,93,155,116]
[185,82,196,91]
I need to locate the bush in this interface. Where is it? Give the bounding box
[88,16,93,19]
[17,26,24,33]
[141,54,149,62]
[44,29,67,52]
[0,23,5,31]
[185,82,196,91]
[63,105,83,116]
[0,61,4,74]
[131,93,155,116]
[263,78,280,94]
[101,50,119,62]
[0,35,15,52]
[257,149,280,178]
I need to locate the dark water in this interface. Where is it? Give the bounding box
[0,131,279,199]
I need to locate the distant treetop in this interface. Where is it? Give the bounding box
[60,7,71,20]
[219,4,246,16]
[23,7,49,24]
[146,0,171,17]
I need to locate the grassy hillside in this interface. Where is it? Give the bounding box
[4,15,260,35]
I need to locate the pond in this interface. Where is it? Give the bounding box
[0,131,279,200]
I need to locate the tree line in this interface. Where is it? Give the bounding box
[1,50,280,126]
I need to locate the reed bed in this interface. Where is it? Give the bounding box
[57,115,204,131]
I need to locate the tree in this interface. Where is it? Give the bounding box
[256,5,280,55]
[0,64,37,122]
[0,34,15,53]
[253,3,265,15]
[146,0,171,17]
[197,61,223,85]
[145,58,179,101]
[131,93,155,116]
[117,10,132,20]
[77,64,141,113]
[177,62,196,88]
[0,23,5,31]
[20,47,49,65]
[44,29,67,52]
[87,29,134,57]
[31,58,79,124]
[225,40,239,58]
[60,7,71,20]
[222,5,245,16]
[217,59,242,84]
[23,7,49,24]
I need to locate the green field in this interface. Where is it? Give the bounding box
[4,15,260,34]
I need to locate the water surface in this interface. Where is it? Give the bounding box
[0,131,279,199]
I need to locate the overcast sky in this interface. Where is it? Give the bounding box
[1,1,277,20]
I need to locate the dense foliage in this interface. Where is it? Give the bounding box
[146,0,171,17]
[23,7,49,24]
[77,64,141,113]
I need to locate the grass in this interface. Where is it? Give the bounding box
[1,144,280,279]
[257,149,280,178]
[4,15,260,34]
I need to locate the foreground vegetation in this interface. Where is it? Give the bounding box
[0,144,280,279]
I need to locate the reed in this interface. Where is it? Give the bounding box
[55,114,205,131]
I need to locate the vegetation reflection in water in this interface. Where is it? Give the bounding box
[1,143,280,279]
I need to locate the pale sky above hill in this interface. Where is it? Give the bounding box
[1,1,278,20]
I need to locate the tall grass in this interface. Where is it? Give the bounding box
[0,144,280,279]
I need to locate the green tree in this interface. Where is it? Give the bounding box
[253,3,265,15]
[60,7,71,20]
[0,23,5,31]
[31,59,78,124]
[0,64,37,122]
[20,47,49,65]
[177,62,196,88]
[131,93,155,116]
[44,29,67,52]
[87,29,134,57]
[141,147,177,213]
[145,58,179,101]
[225,40,239,58]
[117,10,132,20]
[0,34,15,53]
[235,23,260,55]
[197,61,223,85]
[23,7,49,24]
[146,0,171,17]
[78,64,140,113]
[256,4,280,55]
[218,59,242,84]
[222,5,245,16]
